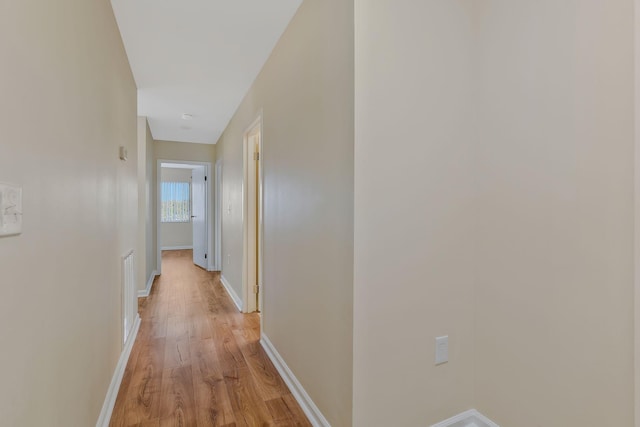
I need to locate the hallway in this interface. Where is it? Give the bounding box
[110,250,310,426]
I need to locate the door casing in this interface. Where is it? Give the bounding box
[242,113,264,314]
[156,159,213,274]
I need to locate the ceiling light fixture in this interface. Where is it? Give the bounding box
[181,113,193,120]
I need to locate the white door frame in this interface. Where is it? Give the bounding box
[156,159,213,274]
[215,159,223,272]
[242,113,264,314]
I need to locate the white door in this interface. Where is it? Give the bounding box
[192,166,207,269]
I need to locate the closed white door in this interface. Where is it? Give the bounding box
[191,166,207,269]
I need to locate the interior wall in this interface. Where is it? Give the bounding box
[137,117,157,291]
[138,117,158,290]
[145,121,157,281]
[636,0,640,423]
[0,0,137,425]
[214,0,354,424]
[473,1,635,426]
[353,1,476,425]
[155,140,216,163]
[160,167,193,248]
[354,1,635,426]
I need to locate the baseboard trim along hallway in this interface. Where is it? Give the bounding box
[260,334,331,427]
[109,250,311,425]
[96,313,141,427]
[137,270,158,298]
[220,274,242,312]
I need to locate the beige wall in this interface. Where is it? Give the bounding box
[215,0,354,424]
[160,167,193,248]
[162,222,192,248]
[636,0,640,423]
[0,0,137,425]
[473,1,634,426]
[353,1,476,425]
[138,117,157,291]
[162,167,193,182]
[354,1,635,426]
[146,122,157,281]
[155,140,216,164]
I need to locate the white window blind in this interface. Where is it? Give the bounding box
[161,181,190,223]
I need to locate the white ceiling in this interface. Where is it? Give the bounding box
[110,0,303,144]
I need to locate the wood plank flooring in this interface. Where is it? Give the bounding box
[110,250,311,427]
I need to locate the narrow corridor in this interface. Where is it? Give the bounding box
[110,250,310,426]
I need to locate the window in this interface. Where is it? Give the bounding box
[161,181,191,223]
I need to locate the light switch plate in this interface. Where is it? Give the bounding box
[435,336,449,365]
[0,183,22,237]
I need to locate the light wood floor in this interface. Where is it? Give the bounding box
[110,250,311,427]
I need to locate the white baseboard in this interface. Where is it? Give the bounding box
[207,264,219,272]
[220,274,242,312]
[431,409,500,427]
[161,245,193,251]
[260,334,330,427]
[138,270,158,298]
[96,313,141,427]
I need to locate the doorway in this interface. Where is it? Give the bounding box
[243,115,263,313]
[156,160,212,273]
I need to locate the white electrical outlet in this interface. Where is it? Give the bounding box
[0,183,22,237]
[435,336,449,365]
